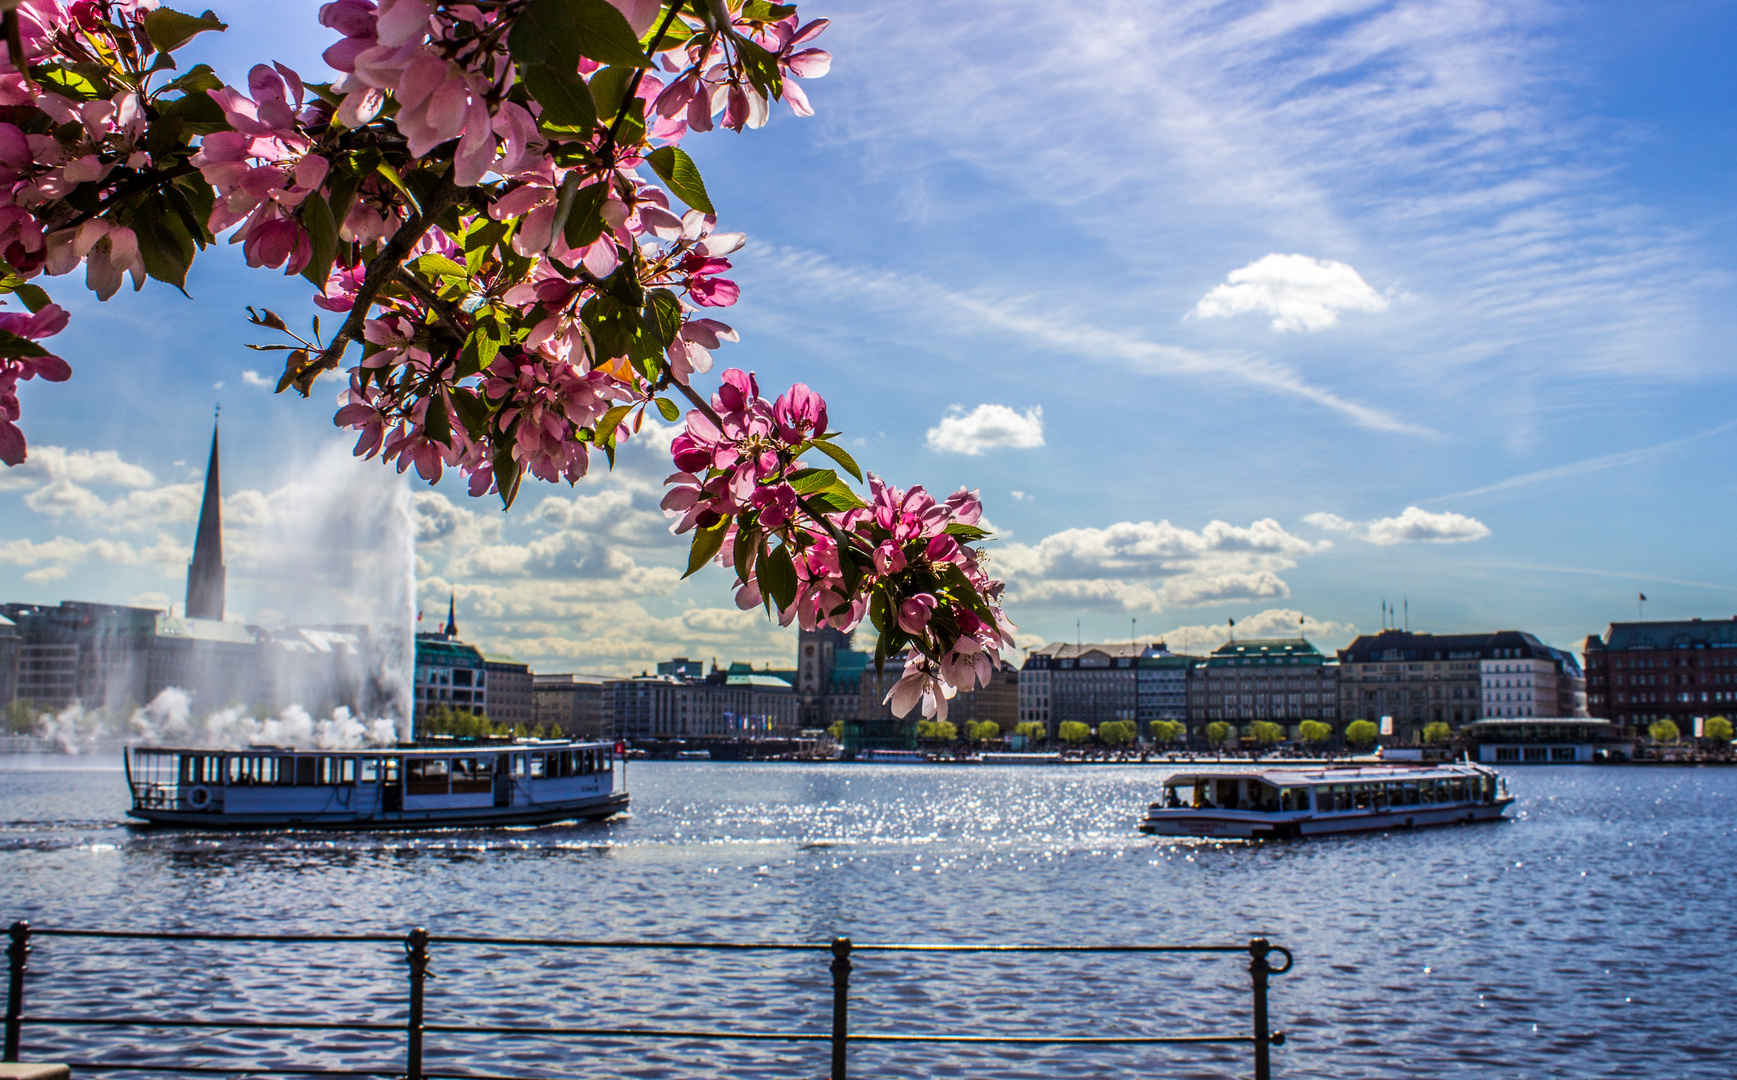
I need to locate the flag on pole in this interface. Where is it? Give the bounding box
[1638,593,1647,602]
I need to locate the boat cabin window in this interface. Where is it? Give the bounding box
[1163,783,1192,808]
[360,758,379,783]
[228,756,277,785]
[529,754,545,779]
[1278,786,1308,812]
[451,756,493,794]
[407,757,450,796]
[511,754,526,778]
[179,754,223,785]
[315,757,356,785]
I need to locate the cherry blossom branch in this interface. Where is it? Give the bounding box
[286,173,465,395]
[671,376,724,428]
[392,267,467,342]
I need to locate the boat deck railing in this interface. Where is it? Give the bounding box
[4,921,1291,1080]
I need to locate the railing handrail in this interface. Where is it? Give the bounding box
[24,926,1264,954]
[5,921,1290,1080]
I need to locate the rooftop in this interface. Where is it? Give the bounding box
[1596,618,1737,651]
[1206,638,1326,666]
[153,616,255,645]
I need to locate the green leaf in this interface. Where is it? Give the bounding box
[424,391,453,448]
[944,522,990,542]
[787,468,839,495]
[653,396,680,422]
[732,525,760,585]
[463,217,510,277]
[161,88,227,133]
[519,61,598,131]
[761,544,798,611]
[596,403,633,446]
[641,12,694,50]
[563,183,610,250]
[143,8,228,54]
[868,586,892,635]
[10,284,50,313]
[740,1,799,21]
[449,387,492,439]
[643,145,715,214]
[510,0,650,70]
[0,329,48,358]
[644,288,684,347]
[585,65,637,122]
[733,36,784,100]
[684,515,730,578]
[805,437,863,482]
[37,67,102,100]
[128,196,195,291]
[413,253,468,280]
[325,167,364,245]
[493,429,524,509]
[298,190,339,287]
[456,322,501,379]
[162,63,223,95]
[374,161,420,215]
[144,107,183,161]
[811,485,868,513]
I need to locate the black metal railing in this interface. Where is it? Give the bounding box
[4,920,1292,1080]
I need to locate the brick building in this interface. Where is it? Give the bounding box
[1583,618,1737,736]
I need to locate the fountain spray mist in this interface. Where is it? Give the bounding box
[27,441,420,751]
[226,440,419,740]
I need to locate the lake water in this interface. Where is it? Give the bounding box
[0,756,1732,1078]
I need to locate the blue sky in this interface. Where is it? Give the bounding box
[3,0,1735,675]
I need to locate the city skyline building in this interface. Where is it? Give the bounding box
[1583,618,1737,735]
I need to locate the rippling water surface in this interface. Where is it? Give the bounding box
[2,756,1733,1078]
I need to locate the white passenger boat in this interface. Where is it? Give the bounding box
[857,749,928,763]
[124,739,629,829]
[1139,762,1512,839]
[978,752,1064,765]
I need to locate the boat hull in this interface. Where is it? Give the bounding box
[1140,798,1513,839]
[127,792,630,831]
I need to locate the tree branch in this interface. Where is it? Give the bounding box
[671,376,723,429]
[394,267,468,341]
[284,172,466,395]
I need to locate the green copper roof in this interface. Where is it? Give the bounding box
[1205,637,1325,667]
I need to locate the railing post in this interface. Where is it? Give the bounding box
[828,936,852,1080]
[4,920,28,1063]
[405,927,429,1080]
[1249,937,1272,1080]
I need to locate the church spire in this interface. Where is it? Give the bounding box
[443,591,457,637]
[185,420,226,621]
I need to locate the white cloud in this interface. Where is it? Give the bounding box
[241,370,272,388]
[994,518,1329,612]
[1192,254,1389,332]
[926,404,1045,455]
[0,446,155,491]
[1304,507,1491,545]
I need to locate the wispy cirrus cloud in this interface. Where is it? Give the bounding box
[1424,420,1737,503]
[826,0,1713,381]
[753,247,1431,435]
